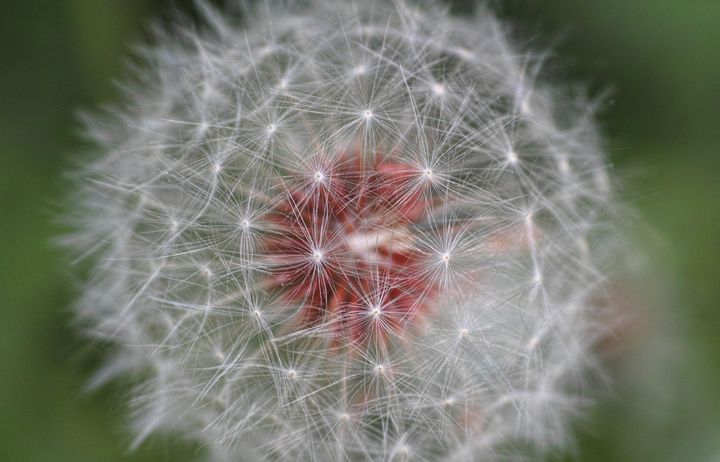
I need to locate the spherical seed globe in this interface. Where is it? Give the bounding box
[66,1,625,460]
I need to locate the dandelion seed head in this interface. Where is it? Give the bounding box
[65,0,629,460]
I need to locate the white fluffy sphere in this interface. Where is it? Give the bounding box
[67,1,624,460]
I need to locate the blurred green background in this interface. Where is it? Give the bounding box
[1,1,718,461]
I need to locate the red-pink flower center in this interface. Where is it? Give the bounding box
[261,155,439,343]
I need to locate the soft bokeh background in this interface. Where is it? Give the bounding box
[1,1,718,461]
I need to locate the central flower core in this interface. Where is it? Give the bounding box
[261,155,439,342]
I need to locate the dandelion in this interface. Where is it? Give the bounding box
[65,0,626,460]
